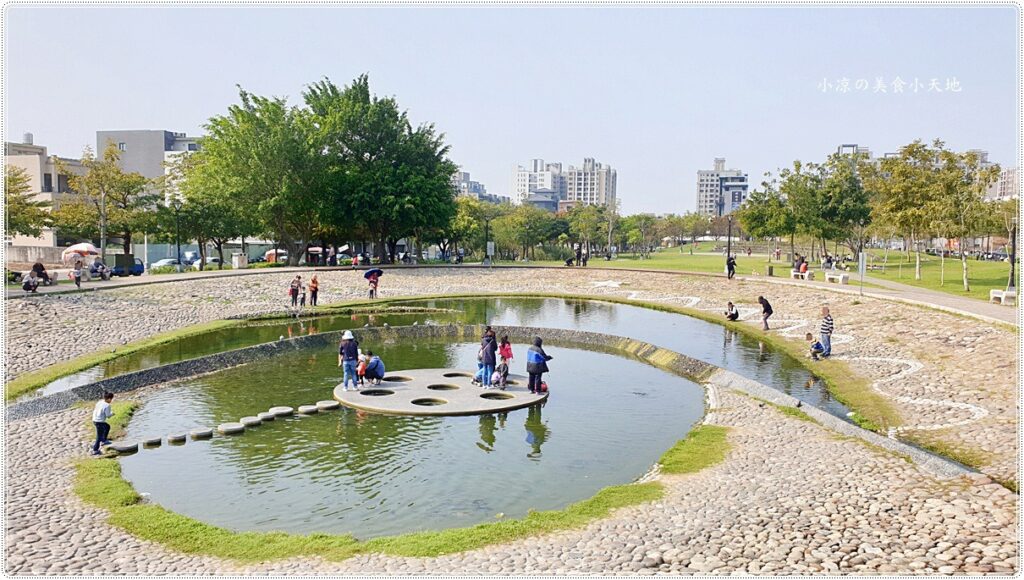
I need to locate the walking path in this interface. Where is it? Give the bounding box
[7,263,1017,325]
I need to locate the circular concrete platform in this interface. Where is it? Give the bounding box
[334,369,547,416]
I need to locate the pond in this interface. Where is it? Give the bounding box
[34,297,843,419]
[120,341,705,538]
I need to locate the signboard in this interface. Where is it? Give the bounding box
[486,242,495,257]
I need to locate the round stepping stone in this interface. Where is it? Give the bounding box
[217,422,245,435]
[109,442,138,454]
[167,433,187,445]
[297,405,319,415]
[257,412,276,422]
[142,437,162,448]
[190,428,213,440]
[316,400,340,411]
[240,416,262,427]
[269,406,294,417]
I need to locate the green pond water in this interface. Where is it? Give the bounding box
[121,341,705,538]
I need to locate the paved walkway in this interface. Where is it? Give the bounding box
[7,263,1017,326]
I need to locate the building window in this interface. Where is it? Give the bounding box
[187,143,198,151]
[118,142,127,151]
[42,174,53,192]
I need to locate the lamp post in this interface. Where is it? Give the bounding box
[483,217,492,267]
[726,214,733,260]
[1009,216,1018,291]
[172,198,183,273]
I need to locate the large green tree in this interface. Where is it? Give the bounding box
[4,165,50,238]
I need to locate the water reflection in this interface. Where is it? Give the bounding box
[524,403,550,459]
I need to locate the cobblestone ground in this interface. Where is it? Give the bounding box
[6,268,1018,483]
[4,386,1017,575]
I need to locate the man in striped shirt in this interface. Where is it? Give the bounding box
[819,306,834,358]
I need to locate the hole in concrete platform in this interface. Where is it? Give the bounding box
[505,380,519,385]
[427,384,460,391]
[411,398,448,406]
[360,389,395,397]
[480,392,514,400]
[382,375,413,382]
[443,371,474,378]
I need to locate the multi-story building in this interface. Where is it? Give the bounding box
[96,130,200,204]
[836,144,874,159]
[696,158,748,217]
[986,166,1020,201]
[513,157,616,207]
[4,134,87,247]
[452,170,487,197]
[512,159,566,204]
[565,158,617,207]
[523,189,560,212]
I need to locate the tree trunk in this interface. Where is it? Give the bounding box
[215,241,225,269]
[915,249,922,280]
[960,238,970,292]
[940,248,945,286]
[198,238,207,271]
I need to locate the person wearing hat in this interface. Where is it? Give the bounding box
[338,330,361,391]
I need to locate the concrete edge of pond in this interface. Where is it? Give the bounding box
[705,369,971,479]
[4,323,970,480]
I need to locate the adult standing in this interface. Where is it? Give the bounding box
[480,327,498,388]
[574,244,582,267]
[819,306,834,358]
[289,275,302,307]
[526,336,553,394]
[309,275,320,307]
[758,296,773,330]
[363,350,386,385]
[338,330,360,391]
[726,255,737,280]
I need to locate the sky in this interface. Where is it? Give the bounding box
[3,4,1019,214]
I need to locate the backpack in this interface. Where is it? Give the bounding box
[539,381,548,393]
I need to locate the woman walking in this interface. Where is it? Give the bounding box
[758,296,773,330]
[309,275,320,307]
[526,336,553,394]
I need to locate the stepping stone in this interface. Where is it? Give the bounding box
[257,412,276,422]
[167,433,187,445]
[297,405,319,415]
[190,428,214,440]
[109,442,138,454]
[217,422,245,435]
[269,406,294,417]
[142,437,162,448]
[316,400,340,410]
[240,416,262,427]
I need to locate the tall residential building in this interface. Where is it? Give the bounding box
[512,157,616,207]
[986,166,1020,201]
[452,170,488,197]
[696,158,748,217]
[565,158,617,207]
[4,134,88,247]
[512,159,566,204]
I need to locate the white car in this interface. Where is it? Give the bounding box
[193,257,223,269]
[151,258,180,268]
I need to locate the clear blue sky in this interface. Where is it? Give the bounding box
[4,5,1019,214]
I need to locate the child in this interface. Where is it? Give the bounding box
[91,391,114,455]
[368,271,380,299]
[806,332,825,361]
[498,336,513,362]
[356,352,368,386]
[493,356,510,390]
[73,260,84,289]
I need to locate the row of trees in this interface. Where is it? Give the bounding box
[736,139,1014,291]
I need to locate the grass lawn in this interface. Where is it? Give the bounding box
[864,252,1016,301]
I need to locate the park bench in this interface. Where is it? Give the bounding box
[824,271,850,285]
[989,289,1017,306]
[790,269,815,281]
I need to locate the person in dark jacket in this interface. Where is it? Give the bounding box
[480,329,498,388]
[758,296,773,330]
[525,336,553,394]
[337,330,360,391]
[726,255,736,280]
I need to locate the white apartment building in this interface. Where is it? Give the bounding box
[4,134,87,247]
[512,159,566,204]
[452,170,487,197]
[565,158,617,207]
[696,158,748,217]
[512,157,616,208]
[986,166,1019,201]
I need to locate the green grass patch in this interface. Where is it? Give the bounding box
[73,452,663,563]
[746,395,818,424]
[864,253,1016,302]
[658,425,731,474]
[5,320,240,401]
[829,434,913,464]
[904,429,994,471]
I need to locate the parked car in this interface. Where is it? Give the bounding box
[193,257,223,270]
[151,258,181,268]
[113,258,145,277]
